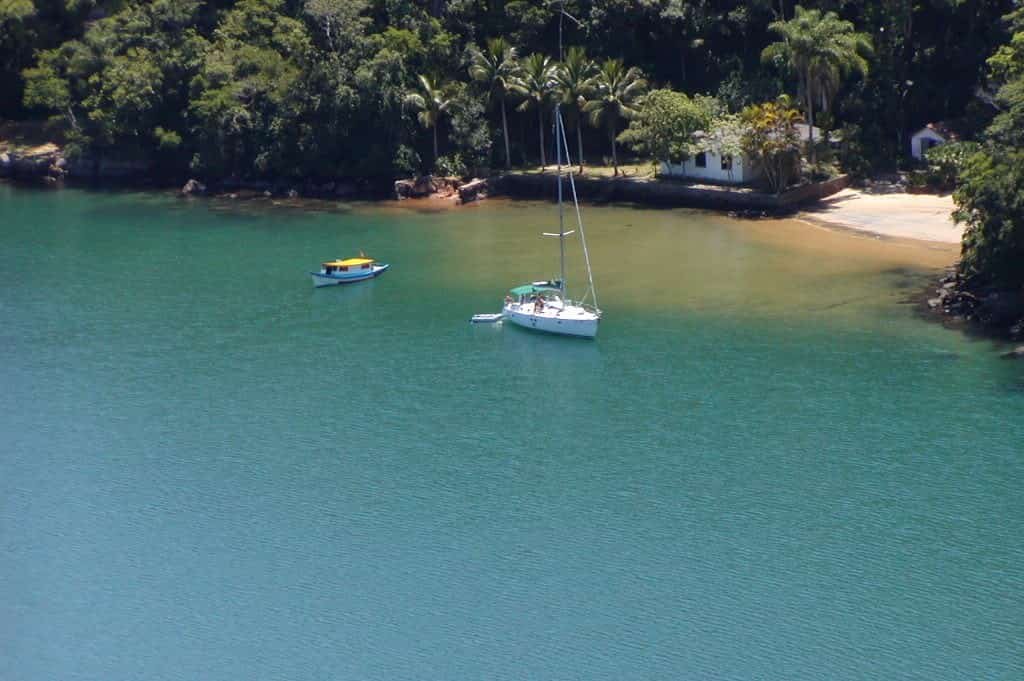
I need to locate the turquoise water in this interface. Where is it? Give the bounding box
[1,184,1022,680]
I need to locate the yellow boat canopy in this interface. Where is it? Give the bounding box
[323,257,375,267]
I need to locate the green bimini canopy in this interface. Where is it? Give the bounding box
[510,284,560,296]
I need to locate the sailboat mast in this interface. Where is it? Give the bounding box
[556,106,566,297]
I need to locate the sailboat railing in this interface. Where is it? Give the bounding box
[555,107,598,310]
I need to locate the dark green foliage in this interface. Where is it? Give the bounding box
[447,84,491,173]
[955,151,1024,287]
[910,141,980,192]
[4,0,1018,184]
[21,0,205,164]
[618,89,715,166]
[953,7,1024,289]
[834,123,871,179]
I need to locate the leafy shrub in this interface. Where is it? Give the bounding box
[433,154,466,177]
[923,141,980,190]
[392,145,421,176]
[955,148,1024,287]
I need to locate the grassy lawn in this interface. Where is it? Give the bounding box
[513,161,657,179]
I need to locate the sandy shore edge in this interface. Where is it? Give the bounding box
[797,188,961,244]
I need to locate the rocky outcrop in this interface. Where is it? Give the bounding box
[0,141,160,183]
[394,175,473,201]
[395,175,441,199]
[492,173,849,211]
[458,178,488,203]
[926,268,1024,341]
[1001,346,1024,359]
[180,179,206,196]
[395,176,415,197]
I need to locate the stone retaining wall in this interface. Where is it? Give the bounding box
[492,173,851,211]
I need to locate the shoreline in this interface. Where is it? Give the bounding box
[8,175,1015,342]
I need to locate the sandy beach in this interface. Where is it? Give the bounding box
[799,188,961,243]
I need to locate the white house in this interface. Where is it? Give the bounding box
[659,128,764,185]
[660,148,760,185]
[659,124,830,186]
[910,122,958,160]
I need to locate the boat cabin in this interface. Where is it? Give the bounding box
[508,283,562,303]
[321,257,375,274]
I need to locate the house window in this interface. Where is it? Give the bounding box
[721,154,733,171]
[695,152,707,168]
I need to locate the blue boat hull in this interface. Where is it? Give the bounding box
[311,263,389,287]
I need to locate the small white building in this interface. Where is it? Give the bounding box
[660,148,759,185]
[910,122,958,160]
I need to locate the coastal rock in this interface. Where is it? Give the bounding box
[412,175,437,197]
[181,179,207,196]
[94,157,151,179]
[1001,346,1024,359]
[394,175,455,200]
[432,176,460,198]
[394,179,414,199]
[458,178,487,203]
[12,153,52,176]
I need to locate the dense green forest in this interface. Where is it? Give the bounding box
[1,0,1022,291]
[0,1,1014,177]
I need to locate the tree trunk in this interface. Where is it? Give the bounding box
[577,120,584,174]
[806,69,816,166]
[538,107,546,169]
[609,117,618,176]
[808,97,815,165]
[501,98,511,169]
[433,124,438,167]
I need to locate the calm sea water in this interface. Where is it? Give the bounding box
[1,184,1021,680]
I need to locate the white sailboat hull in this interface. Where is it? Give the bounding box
[503,302,599,338]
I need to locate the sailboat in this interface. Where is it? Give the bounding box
[501,104,601,338]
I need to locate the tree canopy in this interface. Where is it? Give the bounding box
[953,7,1024,289]
[2,0,1016,182]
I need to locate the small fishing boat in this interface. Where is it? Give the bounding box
[310,256,389,287]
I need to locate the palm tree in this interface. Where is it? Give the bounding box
[512,53,557,169]
[468,37,520,169]
[403,74,453,167]
[761,5,872,163]
[584,59,647,176]
[553,46,597,173]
